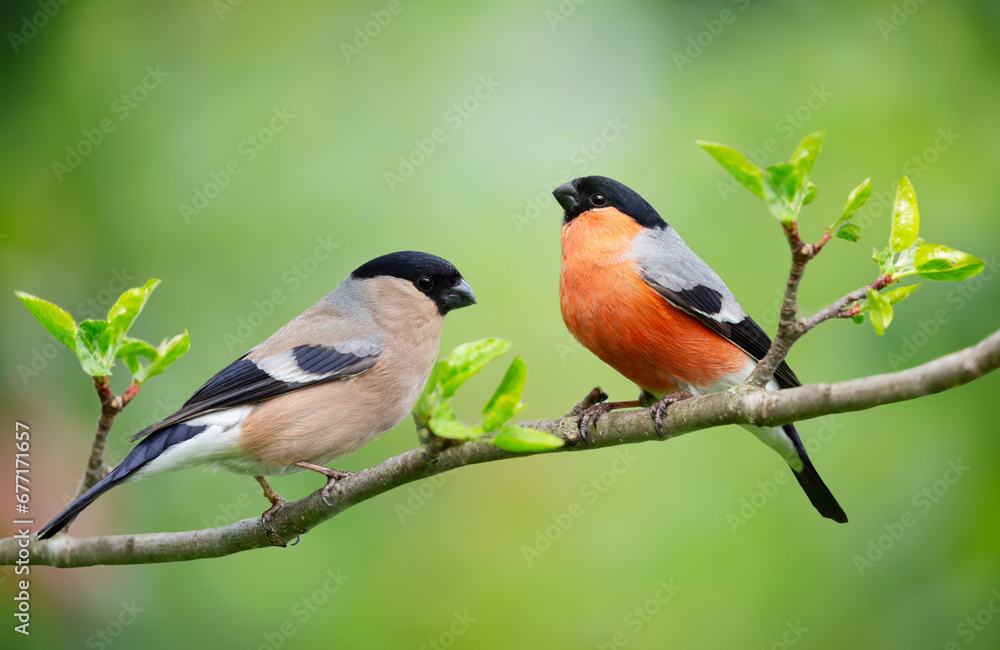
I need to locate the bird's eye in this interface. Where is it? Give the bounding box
[417,276,434,291]
[590,193,607,207]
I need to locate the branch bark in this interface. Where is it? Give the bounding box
[8,326,999,568]
[75,377,140,498]
[748,220,893,388]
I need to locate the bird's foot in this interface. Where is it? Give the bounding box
[576,399,642,445]
[566,387,609,417]
[649,391,695,439]
[295,462,355,507]
[255,475,292,545]
[577,402,611,445]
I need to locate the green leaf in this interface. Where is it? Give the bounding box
[115,337,159,360]
[883,284,920,305]
[15,291,78,352]
[106,279,160,351]
[762,163,803,224]
[415,361,446,418]
[873,246,893,274]
[830,177,871,232]
[835,224,861,242]
[802,182,818,205]
[790,130,824,177]
[890,176,920,253]
[915,244,985,282]
[490,426,564,452]
[438,338,512,398]
[75,320,113,375]
[428,401,479,441]
[867,289,893,336]
[116,337,158,375]
[122,354,140,374]
[481,355,527,431]
[696,141,764,199]
[135,331,190,384]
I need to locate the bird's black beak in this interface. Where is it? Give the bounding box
[553,181,579,213]
[444,278,476,311]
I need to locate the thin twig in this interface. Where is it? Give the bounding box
[74,378,140,498]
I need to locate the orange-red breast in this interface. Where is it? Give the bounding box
[555,175,847,523]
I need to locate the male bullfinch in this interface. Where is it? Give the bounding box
[554,176,847,523]
[38,251,476,539]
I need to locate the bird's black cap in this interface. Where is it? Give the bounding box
[553,176,667,229]
[351,251,475,314]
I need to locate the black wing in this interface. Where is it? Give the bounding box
[130,341,381,442]
[643,278,800,389]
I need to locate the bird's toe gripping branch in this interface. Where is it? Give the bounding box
[649,391,695,439]
[254,475,294,544]
[295,462,355,507]
[575,398,646,444]
[576,401,612,445]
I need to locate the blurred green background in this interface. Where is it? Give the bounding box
[3,0,999,647]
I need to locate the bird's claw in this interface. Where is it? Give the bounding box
[260,496,290,546]
[293,462,354,507]
[576,402,612,445]
[318,470,354,507]
[649,391,695,439]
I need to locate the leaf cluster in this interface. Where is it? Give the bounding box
[16,280,189,384]
[698,132,984,335]
[414,339,564,452]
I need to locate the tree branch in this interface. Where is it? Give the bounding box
[748,220,894,388]
[74,377,140,498]
[8,326,998,568]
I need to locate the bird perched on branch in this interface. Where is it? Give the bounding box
[38,251,476,539]
[554,176,846,523]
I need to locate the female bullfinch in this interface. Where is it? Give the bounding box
[38,251,476,539]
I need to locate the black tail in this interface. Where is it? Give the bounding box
[36,421,204,539]
[783,424,848,524]
[37,466,131,539]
